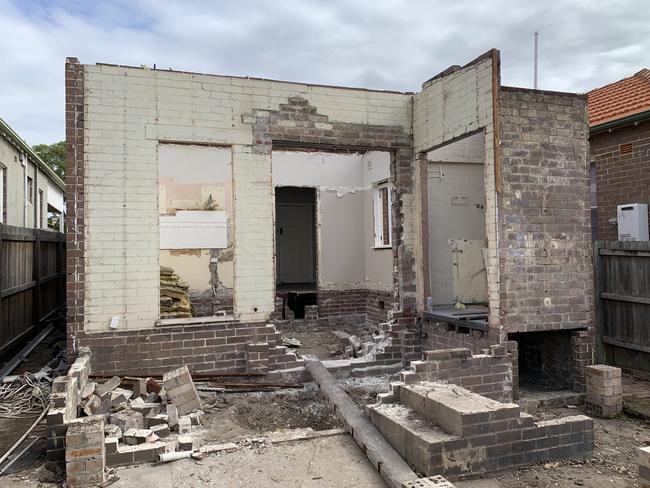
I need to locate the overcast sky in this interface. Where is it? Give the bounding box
[2,0,649,144]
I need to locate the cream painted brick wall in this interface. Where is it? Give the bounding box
[231,147,274,322]
[82,65,412,331]
[412,57,500,327]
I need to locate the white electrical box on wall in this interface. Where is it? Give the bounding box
[617,203,649,241]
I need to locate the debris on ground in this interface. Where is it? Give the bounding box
[276,320,394,361]
[0,343,67,419]
[0,372,52,418]
[160,266,193,319]
[282,336,302,348]
[74,365,208,465]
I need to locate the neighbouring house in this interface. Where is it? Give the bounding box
[0,117,65,230]
[65,49,593,395]
[588,68,650,241]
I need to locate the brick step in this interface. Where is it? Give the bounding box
[368,384,594,479]
[396,382,521,436]
[366,402,457,476]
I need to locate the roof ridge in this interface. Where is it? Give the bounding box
[588,71,640,95]
[634,68,650,84]
[588,68,650,127]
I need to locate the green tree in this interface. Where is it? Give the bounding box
[32,141,65,180]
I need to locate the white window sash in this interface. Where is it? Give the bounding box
[373,183,392,248]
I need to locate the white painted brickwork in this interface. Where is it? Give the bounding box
[82,66,412,330]
[411,56,500,327]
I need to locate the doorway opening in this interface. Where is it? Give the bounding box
[275,187,317,290]
[426,131,487,308]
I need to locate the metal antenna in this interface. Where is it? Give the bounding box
[534,31,539,89]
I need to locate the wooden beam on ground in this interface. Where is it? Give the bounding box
[304,358,419,488]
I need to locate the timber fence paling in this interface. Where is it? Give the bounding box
[0,224,65,355]
[595,240,650,370]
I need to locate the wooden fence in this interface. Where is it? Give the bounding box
[594,241,650,373]
[0,224,65,356]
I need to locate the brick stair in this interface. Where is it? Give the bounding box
[366,381,594,479]
[397,347,513,402]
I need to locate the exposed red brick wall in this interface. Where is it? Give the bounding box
[591,119,650,241]
[65,57,85,352]
[317,289,368,317]
[317,288,394,323]
[422,319,492,353]
[76,321,302,377]
[366,289,396,324]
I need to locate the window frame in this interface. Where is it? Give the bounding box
[38,189,44,228]
[373,180,392,249]
[26,175,34,205]
[0,165,5,224]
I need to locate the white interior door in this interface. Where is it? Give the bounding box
[276,203,315,284]
[427,162,486,304]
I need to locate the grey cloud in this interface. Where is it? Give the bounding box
[0,0,648,144]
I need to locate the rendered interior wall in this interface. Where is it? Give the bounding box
[271,150,392,290]
[412,51,498,326]
[158,144,233,316]
[426,132,486,305]
[362,152,393,290]
[79,61,411,331]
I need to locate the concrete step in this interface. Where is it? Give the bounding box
[367,402,457,476]
[398,382,521,436]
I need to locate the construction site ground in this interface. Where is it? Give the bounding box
[3,378,650,487]
[1,362,650,487]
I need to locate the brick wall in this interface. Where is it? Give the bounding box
[498,87,593,334]
[76,321,302,377]
[71,59,413,334]
[401,346,514,402]
[422,319,492,353]
[316,288,395,324]
[65,57,85,347]
[591,119,650,241]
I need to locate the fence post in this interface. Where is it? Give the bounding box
[0,223,3,328]
[57,234,65,306]
[593,241,604,364]
[33,229,41,325]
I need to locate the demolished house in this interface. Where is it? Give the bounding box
[59,49,596,483]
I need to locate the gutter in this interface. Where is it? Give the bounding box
[0,116,66,192]
[590,109,650,135]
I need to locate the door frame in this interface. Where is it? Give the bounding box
[274,186,318,286]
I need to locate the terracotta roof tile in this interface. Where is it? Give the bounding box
[588,69,650,126]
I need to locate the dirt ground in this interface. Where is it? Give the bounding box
[197,385,343,444]
[195,377,392,444]
[112,434,386,488]
[195,378,649,488]
[2,353,650,488]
